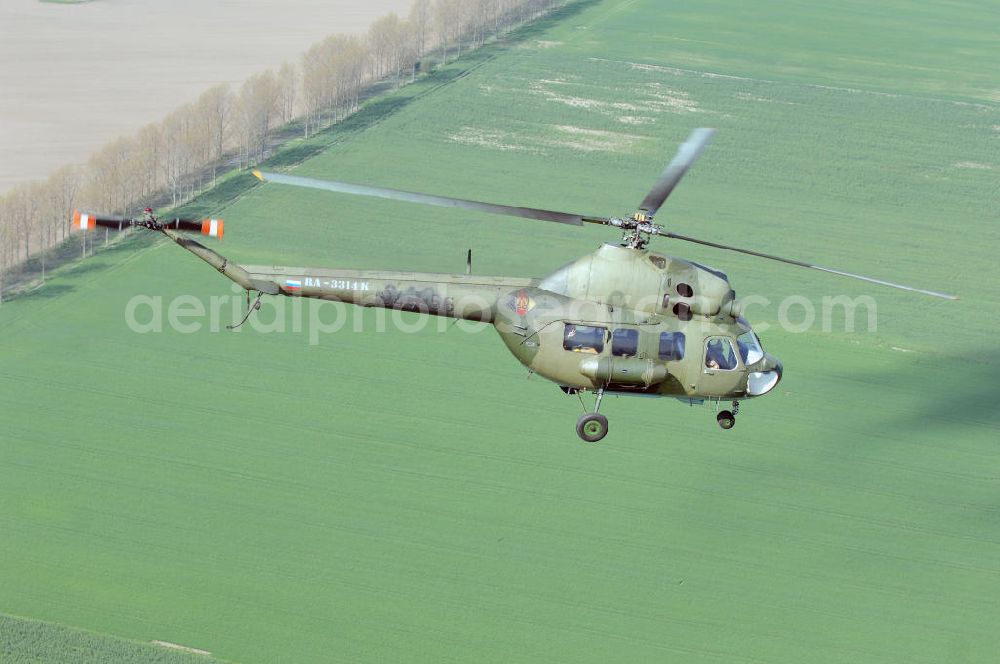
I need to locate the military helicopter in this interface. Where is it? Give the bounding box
[72,128,956,442]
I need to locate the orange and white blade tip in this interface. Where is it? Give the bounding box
[201,218,224,239]
[72,209,95,230]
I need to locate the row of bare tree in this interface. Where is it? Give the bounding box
[0,0,566,301]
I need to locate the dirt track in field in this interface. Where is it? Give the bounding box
[0,0,412,193]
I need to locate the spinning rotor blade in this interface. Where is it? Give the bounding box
[253,170,608,227]
[638,128,715,217]
[661,231,958,300]
[72,210,131,231]
[72,210,224,238]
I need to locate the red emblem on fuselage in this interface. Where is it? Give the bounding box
[515,290,530,316]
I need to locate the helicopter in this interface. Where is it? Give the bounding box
[72,128,956,442]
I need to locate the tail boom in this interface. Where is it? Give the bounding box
[243,264,537,323]
[162,229,278,295]
[161,228,533,322]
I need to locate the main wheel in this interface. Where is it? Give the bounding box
[717,410,736,430]
[576,413,609,442]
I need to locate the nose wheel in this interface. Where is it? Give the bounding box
[575,388,609,442]
[716,401,739,430]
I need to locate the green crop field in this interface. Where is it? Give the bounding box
[0,612,226,663]
[2,1,998,662]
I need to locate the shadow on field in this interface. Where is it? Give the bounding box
[4,229,160,304]
[60,260,110,277]
[3,262,107,303]
[508,0,603,40]
[5,263,109,303]
[860,350,1000,431]
[10,283,76,302]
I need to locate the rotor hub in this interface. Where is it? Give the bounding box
[604,215,663,249]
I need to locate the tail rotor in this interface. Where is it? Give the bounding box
[72,208,224,239]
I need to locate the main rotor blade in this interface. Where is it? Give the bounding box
[253,170,608,226]
[662,231,958,300]
[638,128,716,217]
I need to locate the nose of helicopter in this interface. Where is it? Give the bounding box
[770,358,783,380]
[746,354,782,397]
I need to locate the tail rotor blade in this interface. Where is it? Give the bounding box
[73,210,129,231]
[72,210,96,230]
[71,210,224,239]
[162,218,224,238]
[199,218,224,239]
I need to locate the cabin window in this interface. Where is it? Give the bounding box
[564,324,605,354]
[611,329,639,357]
[658,332,685,361]
[705,336,738,371]
[737,331,764,366]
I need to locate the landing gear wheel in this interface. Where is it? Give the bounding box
[576,413,609,443]
[717,410,736,430]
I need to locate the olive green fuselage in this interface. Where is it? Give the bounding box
[169,230,782,402]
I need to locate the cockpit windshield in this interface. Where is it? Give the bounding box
[737,331,764,366]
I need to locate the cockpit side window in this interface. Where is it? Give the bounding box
[705,336,738,371]
[737,331,764,366]
[658,331,685,361]
[564,324,605,354]
[611,329,639,357]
